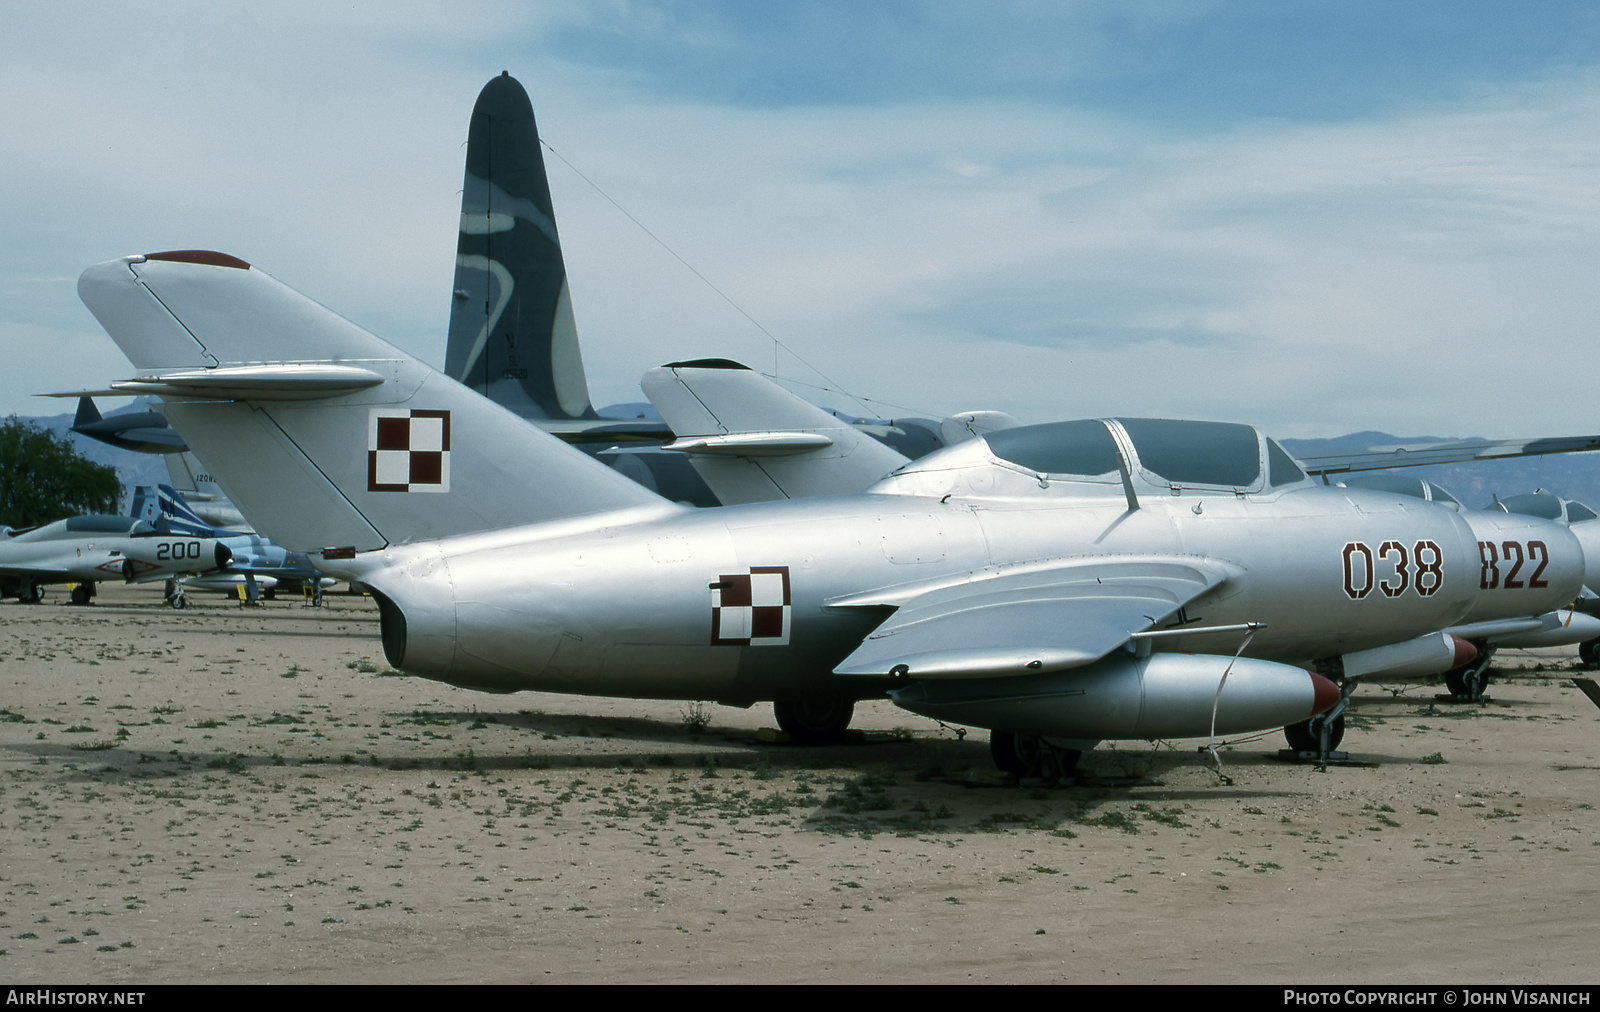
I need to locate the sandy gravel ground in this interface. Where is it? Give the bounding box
[2,583,1598,985]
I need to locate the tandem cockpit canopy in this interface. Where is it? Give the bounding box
[1493,490,1599,526]
[1338,473,1465,511]
[4,516,158,543]
[872,417,1312,501]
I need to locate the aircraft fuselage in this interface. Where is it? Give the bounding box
[350,483,1583,701]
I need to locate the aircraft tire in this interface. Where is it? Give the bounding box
[18,582,43,604]
[1444,657,1493,699]
[70,583,94,606]
[773,699,854,744]
[1284,714,1345,753]
[1579,638,1600,669]
[989,731,1081,778]
[989,730,1039,776]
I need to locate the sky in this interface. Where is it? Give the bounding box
[4,1,1600,439]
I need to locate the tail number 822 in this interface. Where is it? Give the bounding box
[1343,539,1550,598]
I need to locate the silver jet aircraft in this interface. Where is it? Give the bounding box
[0,514,233,604]
[78,251,1596,774]
[1489,489,1600,668]
[646,362,1600,739]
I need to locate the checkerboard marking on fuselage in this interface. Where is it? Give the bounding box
[368,409,451,493]
[711,566,791,646]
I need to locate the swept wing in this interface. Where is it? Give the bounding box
[831,556,1243,679]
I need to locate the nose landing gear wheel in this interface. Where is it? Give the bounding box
[1579,637,1600,669]
[1284,714,1345,753]
[1444,646,1495,700]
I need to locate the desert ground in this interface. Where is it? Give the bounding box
[2,583,1597,985]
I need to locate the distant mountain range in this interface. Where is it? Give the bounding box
[13,406,1600,515]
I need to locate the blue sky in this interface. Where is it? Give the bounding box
[4,2,1600,439]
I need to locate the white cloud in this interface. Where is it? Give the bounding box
[4,6,1600,447]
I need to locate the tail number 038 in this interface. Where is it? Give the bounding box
[1342,540,1444,600]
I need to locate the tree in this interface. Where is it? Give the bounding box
[0,416,123,529]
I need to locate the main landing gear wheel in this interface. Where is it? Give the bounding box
[1284,714,1345,753]
[989,731,1081,780]
[1580,638,1600,669]
[18,582,44,604]
[1444,646,1495,700]
[69,583,95,606]
[773,699,855,744]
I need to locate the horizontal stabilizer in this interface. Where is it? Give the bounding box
[833,556,1242,679]
[665,432,835,456]
[39,389,143,399]
[110,363,387,399]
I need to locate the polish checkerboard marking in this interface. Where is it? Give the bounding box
[368,409,451,493]
[711,566,791,646]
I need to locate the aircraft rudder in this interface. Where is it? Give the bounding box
[445,72,596,423]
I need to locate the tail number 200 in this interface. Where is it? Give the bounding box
[1342,540,1444,600]
[157,541,203,561]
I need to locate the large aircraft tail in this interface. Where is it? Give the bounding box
[444,72,597,422]
[642,359,911,503]
[161,450,249,530]
[78,252,676,559]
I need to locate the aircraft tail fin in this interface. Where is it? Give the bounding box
[444,72,596,423]
[641,359,909,504]
[161,451,250,531]
[156,484,220,536]
[128,482,219,537]
[162,450,211,497]
[128,484,159,526]
[72,396,102,429]
[79,252,675,559]
[940,410,1020,445]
